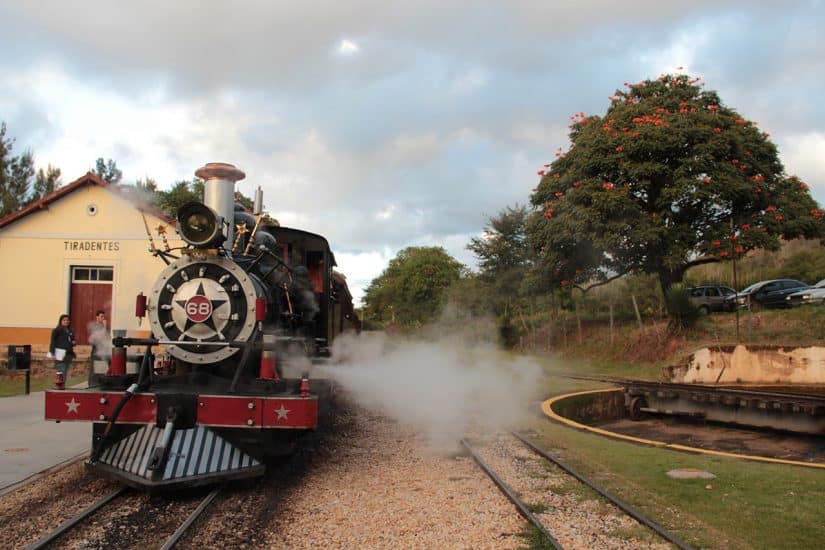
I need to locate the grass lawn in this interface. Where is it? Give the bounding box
[0,371,86,397]
[528,352,825,550]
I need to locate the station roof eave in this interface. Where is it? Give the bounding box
[0,172,175,230]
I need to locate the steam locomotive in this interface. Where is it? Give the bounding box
[45,163,359,490]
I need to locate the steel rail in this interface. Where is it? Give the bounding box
[460,438,563,549]
[511,431,694,550]
[24,487,128,550]
[160,486,222,550]
[565,375,825,403]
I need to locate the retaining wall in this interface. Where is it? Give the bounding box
[664,345,825,384]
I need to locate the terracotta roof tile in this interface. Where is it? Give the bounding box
[0,172,175,229]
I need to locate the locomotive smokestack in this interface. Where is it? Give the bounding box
[253,185,263,215]
[194,162,246,250]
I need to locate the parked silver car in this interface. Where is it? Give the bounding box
[688,285,737,313]
[785,278,825,306]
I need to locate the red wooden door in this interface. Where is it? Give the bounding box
[69,266,113,344]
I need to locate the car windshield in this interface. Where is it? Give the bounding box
[739,282,764,294]
[815,279,825,288]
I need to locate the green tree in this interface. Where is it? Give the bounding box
[136,176,158,193]
[94,157,123,184]
[29,164,62,203]
[153,179,203,217]
[0,123,35,217]
[528,74,823,297]
[363,246,464,327]
[467,204,531,297]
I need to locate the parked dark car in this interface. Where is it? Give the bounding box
[724,279,810,309]
[688,285,737,313]
[785,278,825,306]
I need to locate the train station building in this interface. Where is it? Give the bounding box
[0,172,182,346]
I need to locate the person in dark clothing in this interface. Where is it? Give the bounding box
[49,314,76,380]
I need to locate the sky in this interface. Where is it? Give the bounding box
[1,1,824,305]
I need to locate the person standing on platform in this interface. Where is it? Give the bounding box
[49,314,76,381]
[87,310,109,358]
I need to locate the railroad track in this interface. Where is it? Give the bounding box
[462,431,694,550]
[24,485,221,550]
[565,374,825,402]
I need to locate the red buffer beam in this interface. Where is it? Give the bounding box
[45,391,317,429]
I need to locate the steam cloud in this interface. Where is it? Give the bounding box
[88,322,111,358]
[323,331,543,451]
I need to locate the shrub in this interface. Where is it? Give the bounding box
[665,283,701,331]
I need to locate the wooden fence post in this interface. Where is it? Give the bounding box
[631,294,644,330]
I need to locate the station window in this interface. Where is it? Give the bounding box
[72,267,114,283]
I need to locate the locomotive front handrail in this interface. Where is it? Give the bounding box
[112,336,300,350]
[112,337,242,348]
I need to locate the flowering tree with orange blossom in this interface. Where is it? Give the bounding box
[527,74,823,297]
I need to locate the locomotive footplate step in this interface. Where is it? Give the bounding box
[89,424,263,489]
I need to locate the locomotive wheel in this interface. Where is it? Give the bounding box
[628,396,648,421]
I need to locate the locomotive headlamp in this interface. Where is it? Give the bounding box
[178,202,226,248]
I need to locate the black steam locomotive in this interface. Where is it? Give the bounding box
[45,163,358,490]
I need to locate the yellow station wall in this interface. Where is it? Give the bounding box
[0,184,181,344]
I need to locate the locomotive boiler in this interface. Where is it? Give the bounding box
[44,163,359,490]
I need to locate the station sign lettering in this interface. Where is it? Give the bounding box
[64,240,121,252]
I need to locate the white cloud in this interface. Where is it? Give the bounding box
[338,39,360,55]
[777,132,825,205]
[2,62,259,187]
[449,67,490,95]
[335,248,395,306]
[375,204,396,220]
[638,26,708,79]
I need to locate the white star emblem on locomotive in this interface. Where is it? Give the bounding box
[275,404,290,420]
[65,398,80,414]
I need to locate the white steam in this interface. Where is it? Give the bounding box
[88,323,111,358]
[323,332,543,451]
